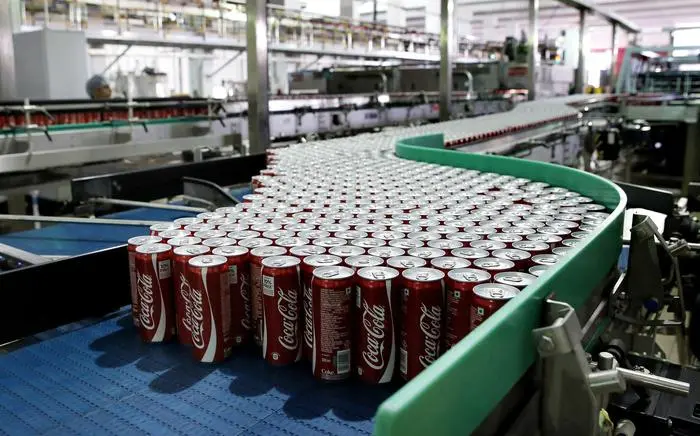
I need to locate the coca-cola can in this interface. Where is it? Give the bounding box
[275,236,311,252]
[511,241,550,256]
[249,246,288,346]
[311,265,355,381]
[173,245,211,345]
[526,233,563,250]
[134,243,175,343]
[187,255,232,362]
[212,246,252,346]
[345,255,383,271]
[355,266,400,384]
[226,230,261,241]
[470,283,520,331]
[400,267,444,381]
[301,254,344,360]
[127,235,162,326]
[430,256,471,274]
[473,257,515,274]
[149,222,179,236]
[487,233,523,248]
[445,268,491,350]
[261,255,303,365]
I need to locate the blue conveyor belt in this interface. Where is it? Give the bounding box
[0,188,252,256]
[0,310,394,435]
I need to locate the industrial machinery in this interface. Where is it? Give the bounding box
[0,92,697,435]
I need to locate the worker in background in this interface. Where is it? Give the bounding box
[85,74,112,100]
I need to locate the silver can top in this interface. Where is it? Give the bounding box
[357,266,400,281]
[329,245,367,257]
[473,283,519,301]
[303,254,343,267]
[128,235,163,246]
[250,245,287,258]
[212,246,248,257]
[188,254,228,268]
[430,256,471,271]
[447,268,491,283]
[201,237,236,248]
[239,237,274,249]
[312,265,355,280]
[473,257,515,271]
[135,243,172,254]
[386,256,428,270]
[494,272,537,288]
[402,267,445,282]
[173,244,210,257]
[262,255,301,268]
[345,255,383,268]
[451,247,489,260]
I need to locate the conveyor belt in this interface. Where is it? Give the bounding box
[0,310,394,435]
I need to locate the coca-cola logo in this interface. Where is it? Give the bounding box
[277,288,299,350]
[418,303,442,368]
[240,272,251,330]
[180,272,193,332]
[361,300,386,370]
[191,285,206,349]
[137,272,155,330]
[303,284,313,348]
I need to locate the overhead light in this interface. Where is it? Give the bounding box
[377,94,390,104]
[641,50,660,58]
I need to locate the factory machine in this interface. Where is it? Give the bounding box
[1,89,699,435]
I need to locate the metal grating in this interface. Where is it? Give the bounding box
[0,311,396,435]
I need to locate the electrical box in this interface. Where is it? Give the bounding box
[13,29,89,100]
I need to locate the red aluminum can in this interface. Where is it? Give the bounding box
[127,235,162,326]
[201,237,236,248]
[430,256,471,274]
[487,233,523,248]
[511,240,550,256]
[239,237,274,250]
[187,255,232,362]
[249,246,287,346]
[400,267,445,381]
[228,230,262,242]
[492,248,531,271]
[301,254,343,360]
[173,245,211,345]
[275,236,311,252]
[445,268,491,350]
[261,255,303,365]
[526,233,562,250]
[531,254,561,267]
[311,265,355,381]
[134,243,175,343]
[149,222,179,236]
[213,246,252,346]
[470,283,520,331]
[355,266,400,384]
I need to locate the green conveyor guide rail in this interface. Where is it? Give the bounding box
[373,134,626,435]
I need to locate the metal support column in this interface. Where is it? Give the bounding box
[527,0,539,101]
[439,0,454,122]
[246,0,270,154]
[576,10,586,93]
[610,24,617,91]
[683,114,700,195]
